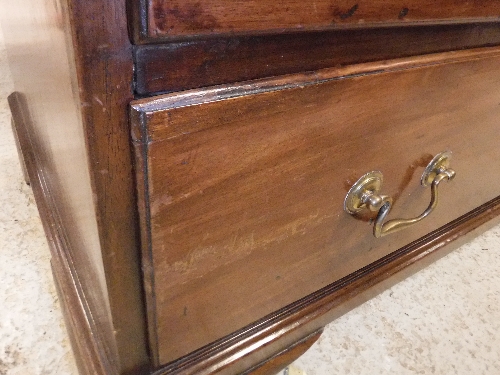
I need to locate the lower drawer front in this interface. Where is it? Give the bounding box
[131,47,500,364]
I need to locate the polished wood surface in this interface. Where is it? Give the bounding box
[132,47,500,364]
[5,0,500,373]
[245,330,323,375]
[10,117,30,185]
[1,0,149,373]
[135,23,500,95]
[68,1,149,372]
[133,0,500,42]
[1,0,118,369]
[9,92,109,375]
[152,196,500,375]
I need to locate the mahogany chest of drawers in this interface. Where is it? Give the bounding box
[2,1,500,374]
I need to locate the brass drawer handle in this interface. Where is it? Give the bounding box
[344,151,456,238]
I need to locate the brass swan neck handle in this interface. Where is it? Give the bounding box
[344,151,456,238]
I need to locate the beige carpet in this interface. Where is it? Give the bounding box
[1,24,499,375]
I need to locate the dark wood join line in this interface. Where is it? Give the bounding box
[134,23,500,95]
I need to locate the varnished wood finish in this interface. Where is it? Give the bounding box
[67,1,149,372]
[135,23,500,95]
[133,0,500,42]
[10,118,30,185]
[151,196,500,375]
[132,47,500,364]
[9,92,109,375]
[5,0,500,373]
[1,0,149,373]
[243,330,323,375]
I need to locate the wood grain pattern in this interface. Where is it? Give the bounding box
[67,0,150,372]
[135,23,500,95]
[6,0,500,373]
[1,0,121,369]
[243,330,323,375]
[9,92,110,375]
[1,0,149,373]
[132,47,500,364]
[134,0,500,42]
[10,117,30,185]
[152,195,500,375]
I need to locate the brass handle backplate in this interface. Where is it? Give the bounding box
[344,151,456,238]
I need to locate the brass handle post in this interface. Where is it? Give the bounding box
[344,151,456,238]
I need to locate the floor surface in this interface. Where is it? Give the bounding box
[1,25,499,375]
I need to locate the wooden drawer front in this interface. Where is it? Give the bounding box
[131,48,500,365]
[133,0,500,42]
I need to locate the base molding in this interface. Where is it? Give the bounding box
[8,92,114,375]
[9,91,500,375]
[242,329,324,375]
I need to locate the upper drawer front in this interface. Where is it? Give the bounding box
[132,0,500,42]
[131,48,500,365]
